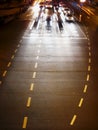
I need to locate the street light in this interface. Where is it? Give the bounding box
[79,0,86,22]
[80,0,86,6]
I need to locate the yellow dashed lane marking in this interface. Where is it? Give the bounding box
[83,84,88,93]
[7,62,11,67]
[11,55,15,59]
[38,50,40,53]
[88,65,91,71]
[27,97,31,107]
[30,83,34,91]
[0,81,2,85]
[88,47,91,51]
[87,74,90,81]
[70,115,77,125]
[34,62,38,68]
[14,49,18,53]
[78,98,83,107]
[22,117,28,128]
[88,42,90,46]
[89,52,91,56]
[89,58,91,63]
[32,72,36,78]
[17,44,20,47]
[36,56,39,60]
[38,45,41,48]
[3,70,7,77]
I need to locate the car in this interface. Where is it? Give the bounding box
[65,13,75,22]
[45,4,53,9]
[45,16,52,30]
[39,2,45,8]
[63,7,71,15]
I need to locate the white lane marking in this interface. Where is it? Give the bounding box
[78,98,83,107]
[76,24,87,38]
[32,72,36,78]
[27,97,31,107]
[29,21,35,30]
[70,115,77,125]
[83,84,88,93]
[22,117,28,128]
[30,83,34,91]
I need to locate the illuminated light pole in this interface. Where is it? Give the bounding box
[79,0,86,22]
[80,0,86,6]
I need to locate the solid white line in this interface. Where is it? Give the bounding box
[76,23,87,38]
[66,37,87,39]
[29,21,35,30]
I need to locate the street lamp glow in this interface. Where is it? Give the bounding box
[80,0,86,2]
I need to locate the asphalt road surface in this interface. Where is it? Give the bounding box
[0,5,98,130]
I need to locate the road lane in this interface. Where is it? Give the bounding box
[0,4,97,130]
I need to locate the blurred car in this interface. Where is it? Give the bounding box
[39,2,45,8]
[65,13,75,22]
[45,16,52,30]
[63,7,71,15]
[45,4,53,9]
